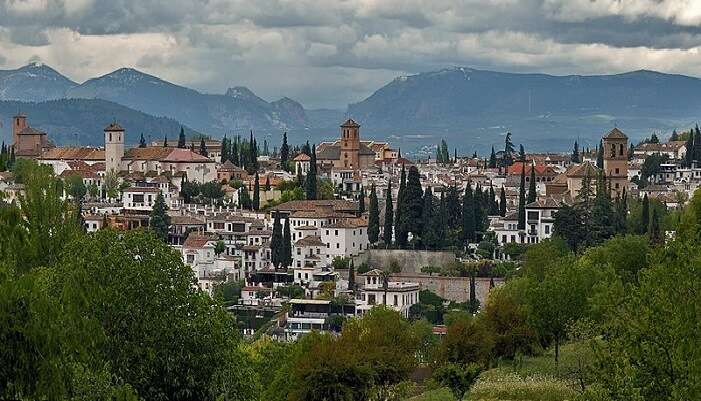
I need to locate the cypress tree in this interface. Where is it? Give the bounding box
[305,144,317,200]
[368,185,380,244]
[571,140,580,163]
[231,137,239,165]
[383,181,394,246]
[596,140,604,168]
[283,217,292,267]
[648,207,661,244]
[139,133,147,148]
[297,169,304,188]
[394,166,408,248]
[220,136,229,163]
[462,183,476,243]
[253,172,260,211]
[271,213,283,267]
[517,164,526,230]
[518,144,526,162]
[641,193,650,235]
[488,146,497,168]
[358,187,365,214]
[264,175,271,191]
[499,186,507,217]
[199,137,208,157]
[280,132,290,171]
[163,135,168,147]
[404,166,424,238]
[590,171,615,244]
[437,190,447,247]
[149,192,171,242]
[488,184,498,215]
[177,126,186,148]
[527,164,537,203]
[473,184,484,238]
[421,187,439,249]
[684,133,694,167]
[348,260,356,292]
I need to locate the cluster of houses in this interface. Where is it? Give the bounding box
[3,112,696,339]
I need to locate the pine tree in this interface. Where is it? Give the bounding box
[199,137,208,157]
[488,146,497,168]
[499,186,507,217]
[177,126,186,148]
[394,166,408,248]
[253,172,260,211]
[280,132,290,171]
[596,140,604,168]
[571,141,580,162]
[139,133,147,148]
[149,192,171,242]
[383,181,394,246]
[462,184,476,243]
[271,213,283,267]
[527,164,537,203]
[283,217,292,267]
[641,193,650,235]
[368,185,380,244]
[517,164,526,230]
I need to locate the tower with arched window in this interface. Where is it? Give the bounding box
[340,119,360,170]
[602,128,628,197]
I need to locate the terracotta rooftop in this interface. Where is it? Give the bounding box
[271,199,358,213]
[341,118,360,128]
[326,217,368,229]
[525,197,562,209]
[183,234,214,248]
[162,148,212,163]
[507,162,557,176]
[603,127,628,140]
[566,161,600,178]
[293,153,311,161]
[40,147,105,161]
[104,122,124,132]
[295,235,325,247]
[18,126,47,136]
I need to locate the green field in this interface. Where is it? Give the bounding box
[409,342,587,401]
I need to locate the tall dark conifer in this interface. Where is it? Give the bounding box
[394,166,408,248]
[527,164,537,203]
[641,193,650,235]
[368,185,380,244]
[462,184,476,243]
[177,126,186,148]
[383,181,394,246]
[517,164,526,230]
[280,132,290,171]
[253,172,260,211]
[499,186,507,217]
[271,213,283,267]
[283,217,292,267]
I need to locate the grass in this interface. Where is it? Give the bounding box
[407,342,589,401]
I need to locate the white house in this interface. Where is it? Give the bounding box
[356,270,419,318]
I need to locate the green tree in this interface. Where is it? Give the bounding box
[462,184,476,243]
[596,139,604,168]
[64,174,87,200]
[499,186,507,217]
[503,132,515,167]
[572,140,580,163]
[368,185,380,244]
[421,186,439,249]
[149,192,171,242]
[283,217,292,267]
[280,132,289,171]
[358,188,365,214]
[270,213,283,267]
[527,164,536,203]
[553,203,585,252]
[648,207,661,244]
[177,126,186,148]
[433,363,481,401]
[394,167,408,248]
[214,240,226,256]
[253,172,260,211]
[199,137,208,157]
[488,146,497,168]
[139,133,147,148]
[103,169,119,200]
[517,164,526,230]
[383,182,394,246]
[641,193,650,234]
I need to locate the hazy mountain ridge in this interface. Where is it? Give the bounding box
[0,98,199,146]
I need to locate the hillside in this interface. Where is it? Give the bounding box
[349,67,701,151]
[0,98,198,146]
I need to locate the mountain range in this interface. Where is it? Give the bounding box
[1,62,700,152]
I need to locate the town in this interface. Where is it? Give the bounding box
[3,107,700,400]
[1,111,696,333]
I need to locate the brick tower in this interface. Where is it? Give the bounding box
[340,119,360,170]
[104,122,125,173]
[12,113,27,148]
[602,128,628,197]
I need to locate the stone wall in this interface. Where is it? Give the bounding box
[388,273,504,305]
[353,249,456,273]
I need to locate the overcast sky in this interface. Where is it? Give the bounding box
[1,0,701,108]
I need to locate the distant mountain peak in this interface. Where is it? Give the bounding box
[225,86,259,99]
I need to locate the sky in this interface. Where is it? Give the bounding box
[1,0,701,109]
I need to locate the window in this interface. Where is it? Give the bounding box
[297,248,301,255]
[545,225,550,234]
[335,230,338,236]
[393,295,398,306]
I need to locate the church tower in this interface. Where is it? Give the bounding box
[340,119,360,170]
[104,122,125,173]
[602,128,628,197]
[12,113,27,148]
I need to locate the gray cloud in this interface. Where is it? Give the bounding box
[1,0,701,108]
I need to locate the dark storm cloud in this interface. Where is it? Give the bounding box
[1,0,701,108]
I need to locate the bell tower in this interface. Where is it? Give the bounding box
[340,119,360,170]
[12,113,27,148]
[104,122,125,173]
[602,128,628,197]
